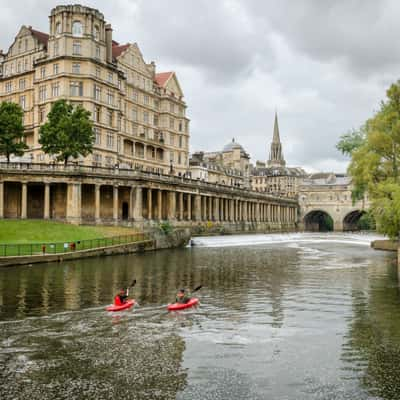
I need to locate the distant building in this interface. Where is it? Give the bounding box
[189,138,251,188]
[0,4,190,174]
[252,112,306,197]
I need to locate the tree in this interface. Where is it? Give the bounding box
[337,81,400,238]
[39,99,95,165]
[0,101,27,163]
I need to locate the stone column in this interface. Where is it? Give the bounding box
[147,188,152,220]
[179,192,184,221]
[168,191,176,220]
[213,197,219,221]
[195,194,201,221]
[21,182,27,219]
[187,194,192,221]
[0,182,3,219]
[113,186,119,222]
[133,186,143,221]
[208,196,213,221]
[202,196,207,221]
[230,199,235,222]
[66,182,81,224]
[157,190,163,220]
[95,184,101,222]
[129,187,134,220]
[44,183,50,219]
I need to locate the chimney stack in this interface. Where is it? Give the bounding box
[105,24,113,64]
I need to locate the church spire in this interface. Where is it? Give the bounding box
[268,111,286,167]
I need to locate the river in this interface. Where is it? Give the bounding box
[0,232,399,399]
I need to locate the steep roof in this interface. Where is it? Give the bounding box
[155,71,174,87]
[28,27,49,48]
[112,43,129,59]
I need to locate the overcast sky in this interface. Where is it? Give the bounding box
[0,0,397,172]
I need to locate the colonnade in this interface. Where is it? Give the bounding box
[0,179,297,225]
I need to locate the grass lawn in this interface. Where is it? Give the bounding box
[0,220,138,244]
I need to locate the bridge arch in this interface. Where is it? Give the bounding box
[343,209,370,231]
[304,209,334,232]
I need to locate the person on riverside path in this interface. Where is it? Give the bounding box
[175,288,191,304]
[114,288,128,306]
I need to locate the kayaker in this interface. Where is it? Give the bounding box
[114,288,128,306]
[176,288,191,304]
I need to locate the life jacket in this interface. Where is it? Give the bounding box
[114,295,123,306]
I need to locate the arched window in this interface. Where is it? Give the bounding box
[55,22,61,35]
[94,25,100,41]
[72,21,83,37]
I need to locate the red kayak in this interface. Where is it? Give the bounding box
[168,297,199,311]
[106,299,135,312]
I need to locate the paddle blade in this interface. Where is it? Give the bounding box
[193,285,202,292]
[130,279,137,288]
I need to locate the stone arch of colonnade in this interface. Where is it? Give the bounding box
[303,209,334,232]
[0,180,298,226]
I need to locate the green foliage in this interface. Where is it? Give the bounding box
[336,127,366,157]
[159,221,173,235]
[340,80,400,238]
[0,101,27,163]
[321,214,334,231]
[357,212,376,231]
[39,99,94,165]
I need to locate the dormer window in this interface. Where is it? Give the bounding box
[72,21,83,37]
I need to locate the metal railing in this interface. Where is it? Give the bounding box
[0,233,149,257]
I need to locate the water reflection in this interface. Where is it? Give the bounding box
[0,233,399,399]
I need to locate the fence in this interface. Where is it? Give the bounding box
[0,233,149,257]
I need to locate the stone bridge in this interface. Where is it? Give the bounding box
[298,174,369,232]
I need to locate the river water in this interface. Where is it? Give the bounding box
[0,233,399,400]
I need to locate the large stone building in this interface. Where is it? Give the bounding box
[0,4,190,175]
[188,138,251,188]
[251,113,305,197]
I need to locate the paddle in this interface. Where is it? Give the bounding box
[126,279,136,297]
[192,285,202,293]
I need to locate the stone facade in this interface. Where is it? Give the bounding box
[252,112,306,197]
[0,163,298,231]
[188,139,251,188]
[298,173,369,231]
[0,4,190,175]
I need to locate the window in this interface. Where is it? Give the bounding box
[154,100,159,110]
[117,115,122,131]
[5,82,12,93]
[70,81,83,97]
[19,96,26,110]
[106,90,114,105]
[39,85,47,101]
[178,121,182,131]
[95,46,100,59]
[19,79,25,90]
[73,41,81,55]
[53,63,59,75]
[95,67,101,78]
[170,133,174,146]
[185,121,189,132]
[39,106,45,123]
[40,67,46,78]
[144,95,149,105]
[55,22,61,35]
[25,39,28,51]
[132,91,138,102]
[179,135,183,148]
[51,82,60,97]
[24,58,28,71]
[169,117,174,129]
[94,84,101,101]
[117,137,121,153]
[72,21,83,37]
[17,62,21,73]
[93,153,102,166]
[93,106,101,122]
[94,127,101,145]
[54,41,59,56]
[170,102,174,113]
[153,115,158,126]
[106,132,114,148]
[178,153,182,165]
[118,79,121,90]
[72,63,80,74]
[132,108,137,121]
[143,111,149,124]
[108,72,113,83]
[107,110,113,126]
[94,25,100,41]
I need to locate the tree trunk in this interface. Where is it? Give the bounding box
[6,153,10,164]
[64,156,68,167]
